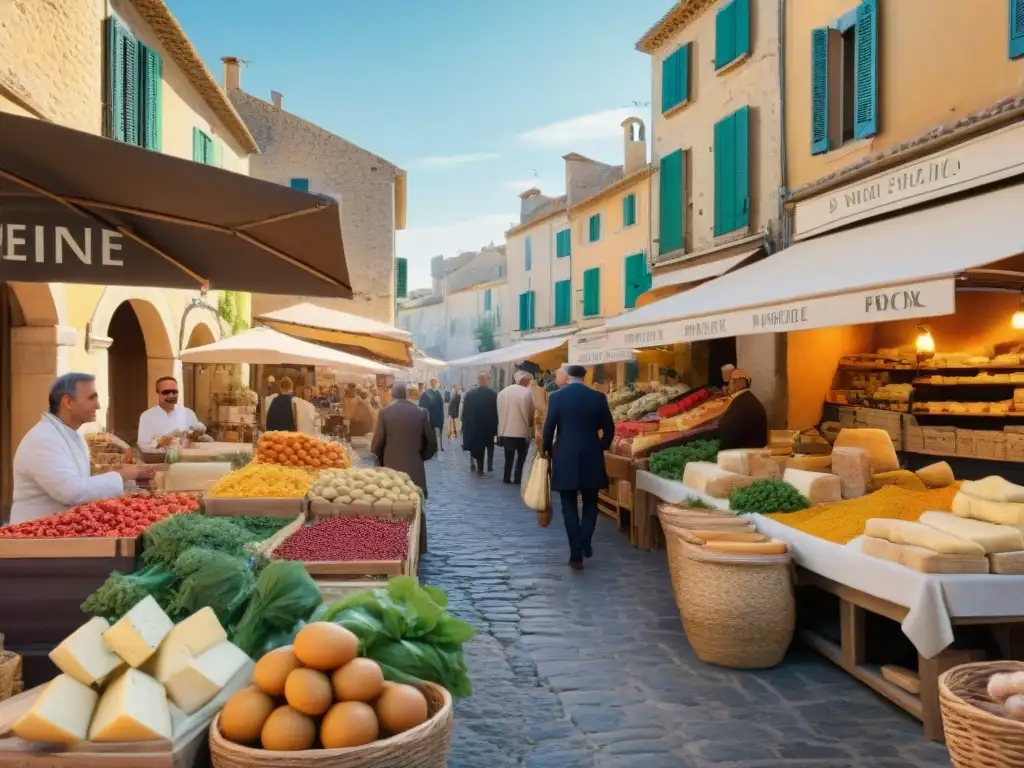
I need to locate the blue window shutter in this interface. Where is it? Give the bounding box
[713,116,733,236]
[528,291,536,330]
[661,51,678,113]
[554,280,571,325]
[525,236,532,270]
[583,268,600,316]
[734,106,750,231]
[733,0,751,59]
[484,288,491,312]
[677,44,690,104]
[588,214,601,242]
[658,150,684,255]
[1012,0,1024,58]
[395,257,408,299]
[853,0,879,139]
[810,28,830,155]
[624,253,650,310]
[715,1,734,69]
[290,178,310,191]
[138,42,162,151]
[623,194,637,227]
[122,32,139,145]
[106,18,125,141]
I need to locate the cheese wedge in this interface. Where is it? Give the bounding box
[961,476,1024,503]
[49,617,125,687]
[147,606,228,684]
[864,519,985,555]
[918,511,1024,554]
[783,468,842,505]
[164,641,250,715]
[12,674,98,744]
[914,461,955,488]
[102,595,174,668]
[717,449,768,475]
[88,668,172,742]
[966,498,1024,527]
[833,428,899,472]
[702,539,788,555]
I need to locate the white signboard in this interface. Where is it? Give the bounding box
[794,121,1024,240]
[568,332,636,365]
[605,278,956,350]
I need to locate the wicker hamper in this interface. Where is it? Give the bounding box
[940,661,1024,768]
[209,681,453,768]
[0,633,23,702]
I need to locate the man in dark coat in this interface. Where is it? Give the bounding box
[419,379,446,451]
[461,372,498,474]
[542,364,614,570]
[448,384,462,438]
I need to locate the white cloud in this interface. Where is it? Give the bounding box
[396,213,517,290]
[502,179,563,194]
[518,107,646,149]
[410,152,501,169]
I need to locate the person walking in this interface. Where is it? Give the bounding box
[419,378,446,450]
[542,364,614,571]
[371,382,437,552]
[497,370,535,485]
[461,372,498,475]
[448,384,462,438]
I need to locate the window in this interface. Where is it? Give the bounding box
[582,268,601,317]
[395,257,408,299]
[192,127,214,165]
[290,178,310,191]
[555,228,571,258]
[715,0,751,71]
[811,0,878,155]
[106,17,162,150]
[659,149,685,256]
[525,236,532,271]
[588,214,601,243]
[554,280,571,326]
[713,106,750,237]
[624,253,651,309]
[518,291,536,331]
[484,288,492,312]
[1013,0,1024,58]
[661,43,691,113]
[622,194,637,228]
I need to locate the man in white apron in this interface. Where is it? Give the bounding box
[8,373,153,525]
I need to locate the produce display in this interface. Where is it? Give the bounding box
[607,387,643,409]
[988,671,1024,721]
[657,387,710,418]
[273,517,411,562]
[0,492,200,539]
[207,462,313,499]
[86,432,135,475]
[613,384,688,421]
[308,467,421,506]
[729,480,810,515]
[657,395,729,433]
[648,439,721,480]
[255,431,351,470]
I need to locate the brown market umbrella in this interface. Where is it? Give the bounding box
[0,112,351,297]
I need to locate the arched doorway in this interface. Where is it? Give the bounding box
[182,322,217,421]
[107,303,149,441]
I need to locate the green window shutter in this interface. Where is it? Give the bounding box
[853,0,879,139]
[525,236,532,270]
[395,257,408,299]
[661,51,677,114]
[528,291,536,330]
[658,149,684,255]
[290,178,310,191]
[518,292,529,331]
[625,362,638,384]
[588,214,601,242]
[484,288,491,312]
[734,106,750,231]
[624,253,651,310]
[622,194,637,227]
[810,28,830,155]
[557,228,572,257]
[713,116,733,236]
[138,42,162,151]
[677,44,690,105]
[715,1,734,69]
[1012,0,1024,58]
[733,0,751,60]
[583,268,601,317]
[106,18,125,141]
[554,280,571,325]
[122,31,139,145]
[192,127,204,163]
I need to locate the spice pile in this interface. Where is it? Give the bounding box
[0,493,199,539]
[208,462,313,498]
[255,431,351,470]
[274,517,410,563]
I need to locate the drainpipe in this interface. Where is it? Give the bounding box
[777,0,790,250]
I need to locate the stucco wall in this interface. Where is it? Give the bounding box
[649,0,782,257]
[445,282,510,361]
[785,0,1024,191]
[397,300,446,357]
[506,213,571,335]
[230,89,400,324]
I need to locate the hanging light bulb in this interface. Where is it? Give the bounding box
[1012,295,1024,330]
[915,324,936,357]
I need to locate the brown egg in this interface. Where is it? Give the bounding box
[331,658,385,703]
[293,622,359,671]
[253,646,302,696]
[219,686,275,744]
[320,701,379,748]
[284,668,333,716]
[260,706,316,751]
[375,683,429,735]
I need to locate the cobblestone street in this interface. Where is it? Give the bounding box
[418,446,952,768]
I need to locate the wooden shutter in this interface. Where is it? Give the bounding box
[733,0,751,60]
[556,229,570,258]
[122,33,139,145]
[589,214,601,242]
[106,17,139,143]
[192,127,204,162]
[290,178,310,191]
[138,42,162,151]
[395,257,408,299]
[583,268,600,316]
[528,291,536,330]
[518,292,529,331]
[715,1,734,69]
[677,44,690,105]
[713,116,733,236]
[623,194,637,227]
[658,149,684,255]
[624,253,651,310]
[734,106,750,231]
[853,0,879,139]
[661,51,677,114]
[810,28,830,155]
[554,280,571,325]
[1012,0,1024,59]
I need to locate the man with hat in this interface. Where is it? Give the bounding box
[497,369,535,485]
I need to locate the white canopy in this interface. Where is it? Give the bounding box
[447,331,576,368]
[605,184,1024,349]
[180,326,391,374]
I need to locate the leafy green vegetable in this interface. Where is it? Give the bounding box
[648,440,721,480]
[143,515,251,569]
[81,564,177,621]
[168,549,255,627]
[231,561,322,656]
[230,516,294,541]
[681,496,716,510]
[729,479,810,515]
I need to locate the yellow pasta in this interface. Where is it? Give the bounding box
[208,462,313,498]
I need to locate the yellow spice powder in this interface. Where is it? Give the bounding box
[765,482,962,545]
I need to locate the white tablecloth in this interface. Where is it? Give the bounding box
[636,470,1024,658]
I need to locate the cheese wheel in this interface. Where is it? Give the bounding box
[702,539,788,555]
[833,428,899,473]
[864,518,985,555]
[914,461,955,488]
[918,511,1024,554]
[687,530,767,543]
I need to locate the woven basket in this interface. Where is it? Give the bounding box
[659,521,696,618]
[677,540,795,669]
[0,634,23,702]
[209,681,453,768]
[940,661,1024,767]
[657,502,734,518]
[657,507,755,532]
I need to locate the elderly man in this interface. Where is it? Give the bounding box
[419,378,446,451]
[10,373,154,525]
[137,376,207,449]
[497,369,535,485]
[461,372,498,475]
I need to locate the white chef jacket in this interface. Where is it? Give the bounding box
[9,414,125,525]
[137,404,203,450]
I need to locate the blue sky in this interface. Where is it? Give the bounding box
[169,0,670,289]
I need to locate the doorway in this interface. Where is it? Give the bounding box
[107,302,149,443]
[707,336,738,388]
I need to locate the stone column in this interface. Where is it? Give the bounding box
[736,333,787,428]
[10,324,77,446]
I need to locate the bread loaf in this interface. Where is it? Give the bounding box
[918,511,1024,554]
[864,519,985,555]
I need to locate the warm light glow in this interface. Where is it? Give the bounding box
[915,330,936,355]
[1014,311,1024,330]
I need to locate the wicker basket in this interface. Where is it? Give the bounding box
[657,506,755,532]
[676,540,795,669]
[940,661,1024,767]
[209,681,453,768]
[0,634,23,702]
[659,520,693,615]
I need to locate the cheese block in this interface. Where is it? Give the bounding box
[102,595,174,668]
[870,470,928,492]
[162,461,232,492]
[918,511,1024,554]
[49,616,125,686]
[702,539,788,555]
[952,491,972,517]
[164,640,250,714]
[962,476,1024,503]
[914,461,955,488]
[12,674,98,744]
[860,536,989,574]
[830,446,871,499]
[989,551,1024,575]
[681,462,757,499]
[784,454,832,472]
[782,468,842,505]
[89,668,172,742]
[833,428,899,473]
[687,530,767,543]
[864,519,985,555]
[147,606,228,684]
[964,498,1024,527]
[748,452,782,480]
[717,449,769,476]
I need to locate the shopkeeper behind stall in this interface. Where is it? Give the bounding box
[137,376,209,450]
[704,366,768,449]
[9,373,154,525]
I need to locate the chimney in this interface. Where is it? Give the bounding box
[271,90,283,109]
[622,118,647,175]
[518,187,546,221]
[222,56,240,91]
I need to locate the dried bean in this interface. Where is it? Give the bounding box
[274,517,410,561]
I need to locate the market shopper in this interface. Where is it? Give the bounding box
[461,372,498,475]
[420,378,446,450]
[9,373,154,525]
[497,370,535,485]
[448,384,462,438]
[137,376,209,449]
[542,364,615,570]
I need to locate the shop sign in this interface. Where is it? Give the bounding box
[568,334,636,365]
[793,121,1024,241]
[605,278,956,350]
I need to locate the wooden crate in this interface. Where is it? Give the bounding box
[203,497,306,518]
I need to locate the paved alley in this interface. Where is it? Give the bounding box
[417,445,952,768]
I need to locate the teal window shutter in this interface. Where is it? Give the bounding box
[588,214,601,242]
[528,291,536,330]
[658,149,684,255]
[625,362,638,384]
[677,44,690,105]
[582,268,600,316]
[622,194,637,227]
[484,288,491,312]
[715,1,734,69]
[290,178,310,191]
[192,127,204,162]
[734,0,751,60]
[106,18,125,141]
[853,0,879,139]
[525,236,532,270]
[713,116,733,236]
[554,280,571,325]
[810,28,830,155]
[624,253,651,310]
[555,229,571,258]
[1012,0,1024,58]
[518,292,529,331]
[395,257,408,299]
[122,31,139,145]
[661,45,689,113]
[138,42,162,151]
[734,106,750,231]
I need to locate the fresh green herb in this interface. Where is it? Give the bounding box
[648,440,722,480]
[168,549,255,627]
[682,496,716,510]
[229,515,294,541]
[142,514,251,569]
[729,480,809,515]
[81,563,177,621]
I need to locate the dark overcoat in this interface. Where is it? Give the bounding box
[542,382,614,492]
[460,386,498,453]
[371,399,437,495]
[420,388,445,429]
[449,392,462,419]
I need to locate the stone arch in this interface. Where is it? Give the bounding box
[7,282,63,327]
[622,116,646,143]
[180,307,220,351]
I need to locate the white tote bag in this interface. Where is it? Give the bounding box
[522,454,552,526]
